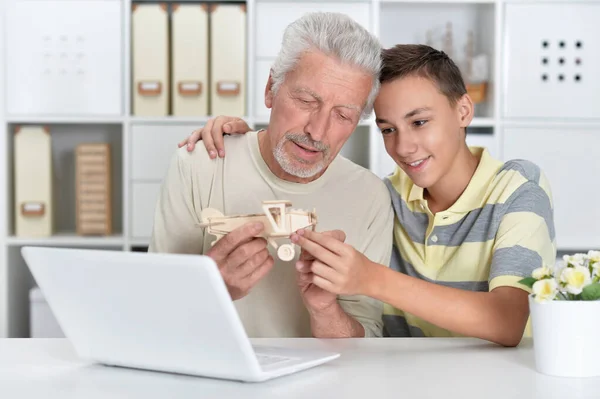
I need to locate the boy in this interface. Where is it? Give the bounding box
[181,44,556,346]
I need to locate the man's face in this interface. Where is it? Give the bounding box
[264,50,373,180]
[374,75,472,189]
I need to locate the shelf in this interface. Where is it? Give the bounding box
[6,124,123,236]
[5,116,124,124]
[6,233,125,247]
[380,0,494,3]
[129,116,217,125]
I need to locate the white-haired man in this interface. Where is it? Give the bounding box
[149,12,393,338]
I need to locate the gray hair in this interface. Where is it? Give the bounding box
[270,12,382,119]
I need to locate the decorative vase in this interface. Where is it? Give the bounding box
[529,294,600,377]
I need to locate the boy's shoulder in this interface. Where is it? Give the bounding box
[497,158,544,185]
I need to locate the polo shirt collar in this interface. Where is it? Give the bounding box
[406,147,503,212]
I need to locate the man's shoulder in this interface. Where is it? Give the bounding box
[333,157,391,202]
[173,134,249,169]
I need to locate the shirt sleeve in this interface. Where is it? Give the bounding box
[338,183,394,337]
[148,148,207,255]
[489,179,557,292]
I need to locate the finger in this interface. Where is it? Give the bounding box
[312,274,337,294]
[211,116,229,158]
[296,270,313,286]
[297,230,344,261]
[295,260,312,273]
[291,233,339,266]
[238,248,270,278]
[311,260,339,284]
[223,119,252,134]
[322,229,346,243]
[212,116,235,158]
[201,119,217,158]
[225,237,268,272]
[178,136,190,148]
[243,256,275,291]
[209,222,264,261]
[298,248,315,262]
[296,229,348,256]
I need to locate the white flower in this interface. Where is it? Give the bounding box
[559,265,592,295]
[532,265,553,280]
[587,250,600,263]
[533,278,558,303]
[563,253,587,267]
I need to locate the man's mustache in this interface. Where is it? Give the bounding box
[285,133,329,153]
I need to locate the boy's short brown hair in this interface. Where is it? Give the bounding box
[380,44,467,106]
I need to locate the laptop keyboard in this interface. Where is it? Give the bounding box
[256,353,294,367]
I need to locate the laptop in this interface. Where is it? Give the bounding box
[21,246,340,382]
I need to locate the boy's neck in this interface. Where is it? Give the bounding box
[424,144,480,214]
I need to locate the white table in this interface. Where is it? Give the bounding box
[1,338,598,398]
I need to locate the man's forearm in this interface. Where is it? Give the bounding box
[309,303,365,338]
[367,263,529,346]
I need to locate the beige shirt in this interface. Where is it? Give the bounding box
[148,131,394,337]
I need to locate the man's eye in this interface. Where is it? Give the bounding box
[413,120,428,127]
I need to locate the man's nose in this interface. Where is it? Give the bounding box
[304,110,330,142]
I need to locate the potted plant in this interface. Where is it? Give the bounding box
[520,251,600,378]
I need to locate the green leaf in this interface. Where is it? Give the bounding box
[581,283,600,301]
[518,277,537,289]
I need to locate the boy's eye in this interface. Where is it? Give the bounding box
[413,120,428,127]
[380,127,396,135]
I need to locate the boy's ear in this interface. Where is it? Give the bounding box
[457,93,474,129]
[264,70,275,109]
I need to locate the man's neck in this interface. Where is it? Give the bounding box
[424,144,480,214]
[257,129,326,184]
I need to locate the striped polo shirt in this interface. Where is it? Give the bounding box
[382,146,557,337]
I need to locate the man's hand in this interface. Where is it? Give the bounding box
[178,115,252,157]
[207,222,275,300]
[295,230,347,314]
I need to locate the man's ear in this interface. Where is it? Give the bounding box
[457,93,474,130]
[264,70,275,109]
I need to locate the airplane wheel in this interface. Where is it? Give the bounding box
[277,244,295,261]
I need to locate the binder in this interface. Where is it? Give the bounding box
[132,3,169,116]
[172,4,209,116]
[210,4,246,116]
[14,126,53,237]
[75,143,112,236]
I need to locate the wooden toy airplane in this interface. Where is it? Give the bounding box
[198,200,317,261]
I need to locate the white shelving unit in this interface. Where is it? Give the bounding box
[2,0,600,337]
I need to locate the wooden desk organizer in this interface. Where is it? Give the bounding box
[75,143,112,236]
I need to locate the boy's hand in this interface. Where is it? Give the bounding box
[291,229,376,297]
[295,230,346,313]
[178,115,252,157]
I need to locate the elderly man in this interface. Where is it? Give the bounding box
[149,12,393,338]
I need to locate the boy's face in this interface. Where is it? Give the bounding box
[374,75,473,189]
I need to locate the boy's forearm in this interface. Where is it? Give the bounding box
[366,263,529,346]
[309,303,365,338]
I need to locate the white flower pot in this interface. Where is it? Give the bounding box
[529,295,600,377]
